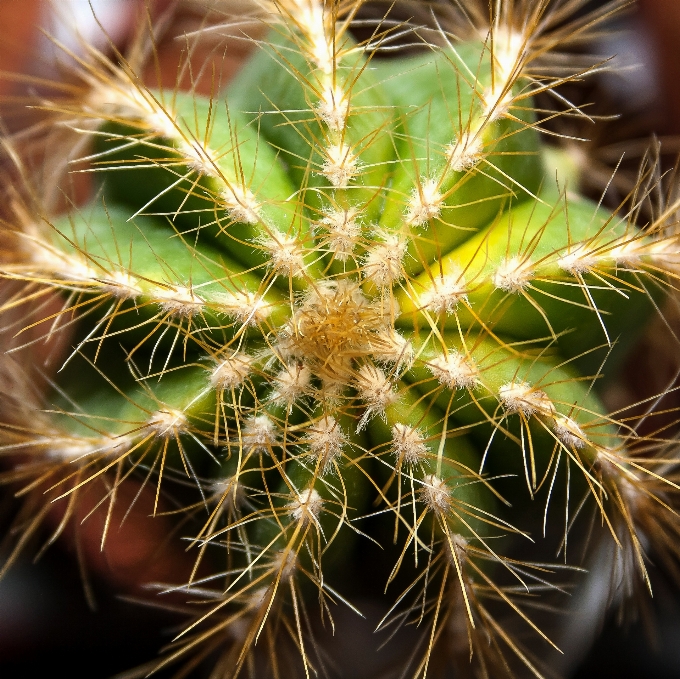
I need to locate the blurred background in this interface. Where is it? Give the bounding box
[1,1,680,677]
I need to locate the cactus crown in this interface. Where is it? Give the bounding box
[2,1,680,677]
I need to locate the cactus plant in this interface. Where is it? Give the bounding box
[2,0,680,677]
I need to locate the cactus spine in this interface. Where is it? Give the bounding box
[2,1,680,677]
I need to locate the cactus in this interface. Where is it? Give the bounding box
[2,1,680,677]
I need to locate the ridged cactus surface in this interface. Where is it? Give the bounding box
[2,1,680,677]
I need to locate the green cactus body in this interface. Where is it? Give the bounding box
[3,1,680,677]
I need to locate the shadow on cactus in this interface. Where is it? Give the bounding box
[2,1,680,677]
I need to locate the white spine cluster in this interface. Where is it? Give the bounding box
[316,85,350,133]
[392,423,429,466]
[219,185,262,225]
[263,232,306,277]
[484,27,525,121]
[177,140,221,178]
[213,290,271,326]
[429,351,478,390]
[272,363,312,405]
[242,415,278,452]
[45,434,132,461]
[446,132,483,173]
[557,246,598,275]
[373,329,413,367]
[211,353,254,391]
[363,233,406,287]
[319,207,362,261]
[356,363,398,426]
[100,270,142,300]
[552,414,587,449]
[87,82,179,140]
[608,238,646,267]
[289,486,324,523]
[154,285,205,318]
[321,142,359,188]
[305,416,346,472]
[210,475,246,509]
[498,382,556,418]
[420,270,468,314]
[406,178,444,226]
[421,474,449,511]
[492,256,534,292]
[147,409,188,438]
[281,0,334,73]
[28,244,141,300]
